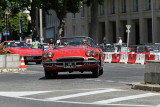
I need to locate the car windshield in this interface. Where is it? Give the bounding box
[8,42,30,48]
[57,37,95,48]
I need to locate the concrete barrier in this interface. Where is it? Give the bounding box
[144,60,160,84]
[0,54,26,73]
[0,55,5,68]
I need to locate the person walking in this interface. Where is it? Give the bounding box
[116,37,122,52]
[32,38,40,49]
[48,38,54,49]
[102,37,107,51]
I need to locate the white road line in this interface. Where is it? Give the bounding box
[93,93,159,104]
[0,91,51,98]
[46,89,124,101]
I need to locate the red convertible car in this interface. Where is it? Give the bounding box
[0,41,42,64]
[42,36,104,79]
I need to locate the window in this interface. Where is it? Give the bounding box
[72,26,76,36]
[111,0,115,14]
[81,5,85,17]
[122,0,126,13]
[146,0,151,10]
[133,0,138,12]
[72,13,75,18]
[100,4,104,16]
[81,25,85,36]
[158,0,160,9]
[64,27,67,37]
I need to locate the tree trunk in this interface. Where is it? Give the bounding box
[89,0,99,43]
[58,18,65,38]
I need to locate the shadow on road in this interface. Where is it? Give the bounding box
[39,73,96,80]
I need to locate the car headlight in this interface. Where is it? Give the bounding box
[86,51,91,56]
[48,52,53,57]
[92,50,97,56]
[43,52,47,57]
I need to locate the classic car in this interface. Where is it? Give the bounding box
[0,41,42,64]
[42,36,104,79]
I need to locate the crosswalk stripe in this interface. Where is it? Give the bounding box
[0,91,51,98]
[93,93,159,104]
[46,88,124,101]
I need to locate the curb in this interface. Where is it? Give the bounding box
[132,82,160,92]
[0,68,27,73]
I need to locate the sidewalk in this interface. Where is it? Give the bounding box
[132,82,160,92]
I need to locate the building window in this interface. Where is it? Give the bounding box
[72,26,76,36]
[72,13,75,18]
[158,0,160,9]
[81,25,85,36]
[146,0,151,10]
[81,5,85,17]
[64,27,67,37]
[122,0,126,13]
[100,4,104,16]
[111,0,115,14]
[133,0,138,12]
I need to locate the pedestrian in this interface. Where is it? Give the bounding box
[32,38,40,49]
[116,37,122,52]
[102,37,107,51]
[48,38,54,49]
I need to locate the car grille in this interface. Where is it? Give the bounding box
[55,57,85,62]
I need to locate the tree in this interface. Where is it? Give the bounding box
[82,0,104,43]
[0,0,31,41]
[41,0,82,38]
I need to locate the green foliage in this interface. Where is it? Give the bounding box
[82,0,104,6]
[0,16,5,34]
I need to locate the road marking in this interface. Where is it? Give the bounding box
[0,91,51,98]
[55,100,151,107]
[93,93,159,104]
[46,89,124,101]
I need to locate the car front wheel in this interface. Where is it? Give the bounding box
[92,65,99,78]
[44,70,52,79]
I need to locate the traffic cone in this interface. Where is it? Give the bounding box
[19,55,27,68]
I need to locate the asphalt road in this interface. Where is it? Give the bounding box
[0,63,160,107]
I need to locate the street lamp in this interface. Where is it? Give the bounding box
[19,9,30,41]
[5,9,10,41]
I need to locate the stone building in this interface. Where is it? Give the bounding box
[45,0,160,44]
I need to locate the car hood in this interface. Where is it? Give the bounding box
[8,47,42,56]
[51,46,93,57]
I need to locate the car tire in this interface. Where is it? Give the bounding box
[99,67,103,76]
[44,70,52,79]
[92,65,99,78]
[52,71,58,78]
[25,61,28,65]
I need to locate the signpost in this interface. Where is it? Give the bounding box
[126,25,131,52]
[0,34,1,43]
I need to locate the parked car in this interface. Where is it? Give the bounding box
[0,41,42,64]
[42,36,104,79]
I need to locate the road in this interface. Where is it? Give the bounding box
[0,63,160,107]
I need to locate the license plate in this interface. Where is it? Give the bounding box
[26,56,34,60]
[64,62,76,68]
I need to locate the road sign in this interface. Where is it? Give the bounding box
[3,31,10,36]
[126,25,131,30]
[126,30,130,33]
[0,34,1,41]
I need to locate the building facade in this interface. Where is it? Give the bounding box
[45,0,160,44]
